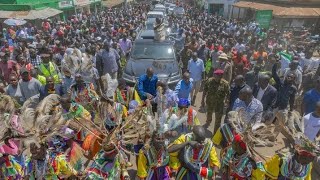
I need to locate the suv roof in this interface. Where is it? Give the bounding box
[134,39,173,45]
[147,11,164,15]
[155,4,165,8]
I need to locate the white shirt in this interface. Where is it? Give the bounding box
[234,43,245,52]
[303,113,320,141]
[256,85,268,101]
[187,58,205,81]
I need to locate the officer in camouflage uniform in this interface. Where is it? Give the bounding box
[201,69,230,134]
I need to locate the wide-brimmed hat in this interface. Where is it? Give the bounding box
[219,53,228,60]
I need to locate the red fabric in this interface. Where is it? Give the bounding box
[234,134,247,150]
[193,147,200,160]
[187,108,193,126]
[121,91,127,102]
[297,150,316,157]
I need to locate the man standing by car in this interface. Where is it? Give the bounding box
[175,72,193,104]
[188,52,204,106]
[119,33,132,59]
[96,41,120,94]
[138,67,158,106]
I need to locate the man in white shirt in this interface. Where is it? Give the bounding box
[300,51,320,74]
[303,101,320,142]
[188,52,204,106]
[234,38,245,53]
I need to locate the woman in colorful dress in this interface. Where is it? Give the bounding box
[168,125,220,179]
[263,136,318,180]
[137,132,171,180]
[221,133,265,180]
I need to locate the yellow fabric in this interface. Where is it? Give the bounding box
[134,89,143,105]
[54,154,77,177]
[263,154,312,180]
[212,128,223,146]
[194,116,200,126]
[305,164,312,180]
[263,154,281,179]
[122,105,128,118]
[251,168,265,180]
[37,75,47,85]
[209,146,221,168]
[137,149,148,178]
[168,134,220,170]
[39,62,60,83]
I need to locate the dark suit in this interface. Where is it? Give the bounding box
[253,84,277,111]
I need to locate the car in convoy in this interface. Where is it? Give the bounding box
[153,4,166,15]
[122,39,181,88]
[168,4,176,15]
[164,2,171,10]
[147,11,165,19]
[173,6,185,17]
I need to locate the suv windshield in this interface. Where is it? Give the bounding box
[132,43,174,59]
[146,23,154,30]
[147,14,162,19]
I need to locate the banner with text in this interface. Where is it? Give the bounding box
[255,10,273,29]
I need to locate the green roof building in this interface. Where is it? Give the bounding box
[0,0,101,20]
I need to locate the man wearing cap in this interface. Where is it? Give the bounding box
[38,53,61,84]
[18,67,42,102]
[202,69,229,134]
[218,53,232,83]
[187,52,204,105]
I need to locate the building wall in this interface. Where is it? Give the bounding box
[206,0,237,18]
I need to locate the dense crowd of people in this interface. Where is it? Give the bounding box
[0,1,319,179]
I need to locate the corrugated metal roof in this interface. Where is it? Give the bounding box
[102,0,124,8]
[0,7,62,20]
[233,1,320,18]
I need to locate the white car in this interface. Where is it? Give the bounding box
[147,11,165,19]
[168,4,176,14]
[164,2,171,10]
[154,4,166,15]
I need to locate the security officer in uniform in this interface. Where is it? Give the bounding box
[201,69,230,134]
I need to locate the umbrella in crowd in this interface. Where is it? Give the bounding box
[4,18,27,26]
